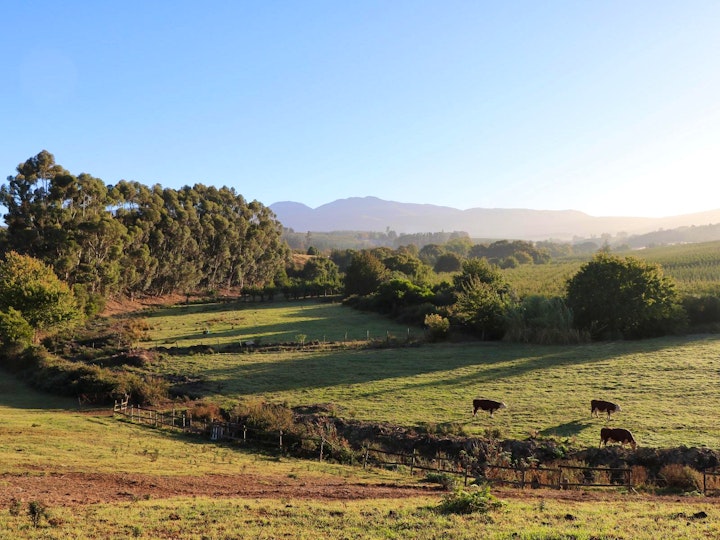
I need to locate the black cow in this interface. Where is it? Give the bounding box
[472,398,506,417]
[600,427,637,450]
[591,399,621,419]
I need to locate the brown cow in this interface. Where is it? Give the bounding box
[472,398,506,417]
[591,399,621,419]
[600,427,637,450]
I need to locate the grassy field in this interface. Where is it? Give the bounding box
[142,300,418,348]
[2,493,719,539]
[5,301,720,537]
[139,300,720,449]
[502,240,720,297]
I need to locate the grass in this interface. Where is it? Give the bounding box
[1,494,718,539]
[140,300,418,348]
[142,300,720,448]
[0,374,398,482]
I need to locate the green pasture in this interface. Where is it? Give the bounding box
[0,374,394,483]
[141,300,720,449]
[141,300,417,348]
[1,493,719,539]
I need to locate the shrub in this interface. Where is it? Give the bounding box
[424,313,450,342]
[232,399,296,433]
[424,472,458,490]
[658,464,701,492]
[437,484,503,515]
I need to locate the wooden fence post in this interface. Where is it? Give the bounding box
[363,447,369,469]
[704,470,707,495]
[279,430,283,449]
[319,438,325,462]
[410,449,416,476]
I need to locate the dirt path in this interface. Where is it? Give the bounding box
[1,472,442,506]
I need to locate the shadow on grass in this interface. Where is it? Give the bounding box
[0,369,79,410]
[145,300,415,346]
[170,335,703,399]
[540,420,592,438]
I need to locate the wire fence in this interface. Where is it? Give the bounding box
[114,399,700,493]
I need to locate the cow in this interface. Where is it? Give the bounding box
[472,398,506,417]
[600,427,637,450]
[591,399,621,419]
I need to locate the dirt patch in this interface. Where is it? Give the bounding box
[0,472,441,507]
[3,471,719,508]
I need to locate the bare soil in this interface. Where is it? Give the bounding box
[1,471,441,507]
[3,471,718,508]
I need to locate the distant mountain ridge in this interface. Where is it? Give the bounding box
[270,197,720,241]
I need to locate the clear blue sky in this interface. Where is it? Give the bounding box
[2,1,718,217]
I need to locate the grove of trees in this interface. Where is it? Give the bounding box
[0,151,288,305]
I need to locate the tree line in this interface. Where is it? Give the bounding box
[0,150,288,308]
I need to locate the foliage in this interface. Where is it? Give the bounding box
[436,484,503,515]
[566,253,685,340]
[0,251,80,334]
[424,313,450,341]
[451,259,512,339]
[682,295,720,329]
[1,151,288,297]
[232,398,296,433]
[0,307,34,350]
[343,251,388,296]
[503,295,588,344]
[658,464,701,492]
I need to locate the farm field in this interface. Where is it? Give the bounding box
[4,304,720,537]
[139,300,720,449]
[503,240,720,297]
[2,375,720,539]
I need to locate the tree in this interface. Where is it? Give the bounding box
[434,253,462,273]
[451,258,512,340]
[0,252,80,335]
[344,251,388,296]
[565,253,684,339]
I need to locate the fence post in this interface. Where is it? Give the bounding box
[243,425,247,443]
[279,430,283,449]
[704,470,707,495]
[410,449,416,476]
[363,447,369,469]
[319,438,325,462]
[464,463,470,486]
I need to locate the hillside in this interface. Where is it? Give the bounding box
[271,197,720,242]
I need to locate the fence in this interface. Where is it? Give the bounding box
[702,468,720,495]
[482,463,631,490]
[113,402,642,492]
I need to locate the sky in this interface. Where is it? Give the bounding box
[2,1,719,218]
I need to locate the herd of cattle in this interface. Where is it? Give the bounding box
[472,398,637,450]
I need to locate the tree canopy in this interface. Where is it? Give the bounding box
[1,151,289,298]
[565,253,684,339]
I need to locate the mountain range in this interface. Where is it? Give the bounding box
[269,197,720,242]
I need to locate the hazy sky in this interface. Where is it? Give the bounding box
[2,1,718,217]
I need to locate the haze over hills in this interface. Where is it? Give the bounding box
[270,197,720,242]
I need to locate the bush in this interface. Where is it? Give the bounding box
[658,464,701,492]
[232,399,296,433]
[0,307,34,351]
[437,484,503,515]
[424,472,458,490]
[424,313,450,342]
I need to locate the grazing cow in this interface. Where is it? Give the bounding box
[600,427,637,450]
[591,399,621,419]
[472,398,507,417]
